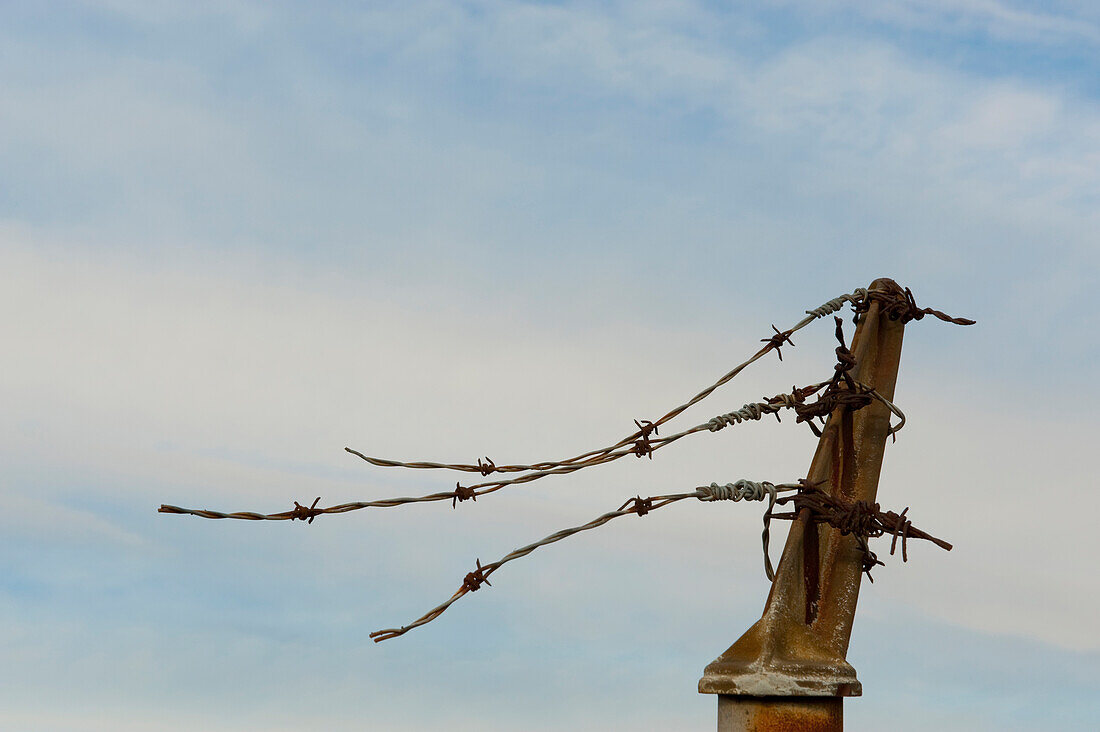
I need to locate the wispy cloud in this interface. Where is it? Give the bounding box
[779,0,1100,46]
[2,1,1099,729]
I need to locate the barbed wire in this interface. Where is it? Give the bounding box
[157,280,971,645]
[161,284,967,522]
[161,281,970,521]
[344,287,874,478]
[769,481,953,582]
[160,316,906,520]
[369,474,954,641]
[158,375,905,522]
[368,479,803,642]
[854,285,976,326]
[343,284,968,495]
[351,316,907,504]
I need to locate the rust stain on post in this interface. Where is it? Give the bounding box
[700,277,907,711]
[718,697,843,732]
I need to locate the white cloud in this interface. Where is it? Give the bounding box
[3,2,1100,727]
[775,0,1100,46]
[5,0,1099,278]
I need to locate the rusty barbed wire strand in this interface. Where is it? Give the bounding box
[368,479,803,642]
[161,284,955,522]
[158,488,469,521]
[162,327,908,527]
[346,369,904,506]
[345,287,875,479]
[367,474,950,641]
[160,378,905,522]
[160,379,906,522]
[350,380,835,494]
[342,285,957,498]
[761,324,796,361]
[853,281,976,326]
[351,383,832,503]
[769,482,952,582]
[155,281,969,652]
[783,316,906,441]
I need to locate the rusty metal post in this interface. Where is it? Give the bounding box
[699,278,907,731]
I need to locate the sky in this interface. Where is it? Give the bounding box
[1,1,1098,730]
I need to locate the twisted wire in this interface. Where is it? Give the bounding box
[369,479,802,641]
[156,280,970,647]
[700,479,775,502]
[160,384,848,523]
[699,480,783,579]
[158,489,467,521]
[770,485,953,582]
[161,283,949,524]
[346,287,875,478]
[805,289,867,318]
[160,378,903,523]
[854,282,976,326]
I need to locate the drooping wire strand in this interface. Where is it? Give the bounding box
[345,287,873,480]
[368,479,803,642]
[159,379,905,521]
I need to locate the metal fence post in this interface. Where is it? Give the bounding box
[699,277,907,731]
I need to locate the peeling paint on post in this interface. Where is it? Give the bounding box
[700,278,907,731]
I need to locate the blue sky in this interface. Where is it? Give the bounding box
[2,2,1098,730]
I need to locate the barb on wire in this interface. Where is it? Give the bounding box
[622,495,654,516]
[369,478,803,642]
[462,559,491,592]
[769,483,952,582]
[452,483,476,508]
[632,419,658,459]
[762,325,796,361]
[290,497,322,524]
